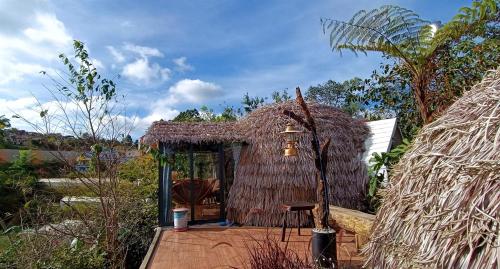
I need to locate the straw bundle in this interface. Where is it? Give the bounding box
[227,102,370,226]
[364,69,500,268]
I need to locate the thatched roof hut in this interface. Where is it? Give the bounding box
[364,69,500,268]
[142,102,370,227]
[142,121,243,145]
[226,102,370,226]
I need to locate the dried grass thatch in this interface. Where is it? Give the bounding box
[142,121,243,145]
[227,102,370,226]
[364,69,500,268]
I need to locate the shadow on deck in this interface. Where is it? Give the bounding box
[144,225,364,269]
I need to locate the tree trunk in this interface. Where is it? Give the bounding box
[413,73,434,123]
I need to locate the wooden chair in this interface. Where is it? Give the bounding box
[281,202,315,242]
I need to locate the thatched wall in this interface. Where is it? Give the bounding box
[226,102,370,227]
[364,69,500,268]
[142,121,243,145]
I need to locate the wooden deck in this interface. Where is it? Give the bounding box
[146,225,364,269]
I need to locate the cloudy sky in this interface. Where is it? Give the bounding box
[0,0,469,138]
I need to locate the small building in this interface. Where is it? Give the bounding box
[142,101,371,227]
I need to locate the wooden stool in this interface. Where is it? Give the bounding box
[281,202,315,242]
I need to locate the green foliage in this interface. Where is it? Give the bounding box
[216,106,238,122]
[0,116,10,130]
[173,108,203,122]
[0,235,9,253]
[305,78,367,116]
[118,181,158,268]
[366,63,421,138]
[0,115,11,148]
[117,156,158,268]
[242,92,265,113]
[49,241,106,269]
[122,134,133,146]
[321,5,429,60]
[321,1,497,67]
[366,139,411,212]
[118,154,157,185]
[58,41,116,105]
[0,150,37,205]
[0,234,105,269]
[271,89,292,103]
[321,0,499,123]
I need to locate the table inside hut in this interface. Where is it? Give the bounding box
[280,201,316,242]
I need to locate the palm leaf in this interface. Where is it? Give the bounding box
[321,5,429,71]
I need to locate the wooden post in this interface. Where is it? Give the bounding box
[189,143,195,222]
[158,142,165,226]
[217,143,226,220]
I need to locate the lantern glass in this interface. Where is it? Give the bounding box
[280,123,302,157]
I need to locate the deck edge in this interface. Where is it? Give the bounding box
[139,226,165,269]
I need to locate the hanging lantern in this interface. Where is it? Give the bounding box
[280,122,302,156]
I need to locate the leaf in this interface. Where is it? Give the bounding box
[39,109,48,118]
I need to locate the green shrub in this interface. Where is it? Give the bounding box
[0,233,105,269]
[367,139,411,212]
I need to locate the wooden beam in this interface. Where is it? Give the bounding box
[329,206,375,249]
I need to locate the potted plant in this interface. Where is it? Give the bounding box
[283,87,337,268]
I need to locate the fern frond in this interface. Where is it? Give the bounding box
[321,5,429,71]
[423,0,498,58]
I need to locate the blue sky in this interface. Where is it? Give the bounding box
[0,0,470,138]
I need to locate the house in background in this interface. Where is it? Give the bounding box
[363,118,403,180]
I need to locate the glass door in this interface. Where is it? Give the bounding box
[192,151,220,221]
[169,144,225,224]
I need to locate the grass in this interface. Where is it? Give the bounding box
[0,235,11,252]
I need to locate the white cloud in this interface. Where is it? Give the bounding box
[0,62,47,84]
[23,13,72,48]
[123,43,163,58]
[0,11,73,85]
[173,57,194,72]
[90,58,105,70]
[122,58,171,85]
[168,79,222,103]
[106,45,125,63]
[0,96,58,132]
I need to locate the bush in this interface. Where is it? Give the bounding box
[117,154,158,268]
[0,233,105,269]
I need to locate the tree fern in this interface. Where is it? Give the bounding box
[321,0,499,123]
[321,5,429,68]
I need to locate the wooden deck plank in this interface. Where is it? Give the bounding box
[148,226,364,269]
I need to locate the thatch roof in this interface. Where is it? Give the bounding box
[142,121,243,145]
[364,69,500,268]
[227,101,370,226]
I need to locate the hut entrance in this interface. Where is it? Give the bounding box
[159,142,233,226]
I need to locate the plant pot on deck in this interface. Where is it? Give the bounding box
[312,228,337,268]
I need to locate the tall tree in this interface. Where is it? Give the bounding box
[241,92,265,113]
[0,115,11,147]
[122,134,133,146]
[0,115,10,129]
[321,0,498,123]
[172,109,203,122]
[305,78,366,116]
[271,89,292,103]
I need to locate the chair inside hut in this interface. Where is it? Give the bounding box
[158,142,236,226]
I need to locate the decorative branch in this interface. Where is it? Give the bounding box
[283,87,331,230]
[282,109,312,131]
